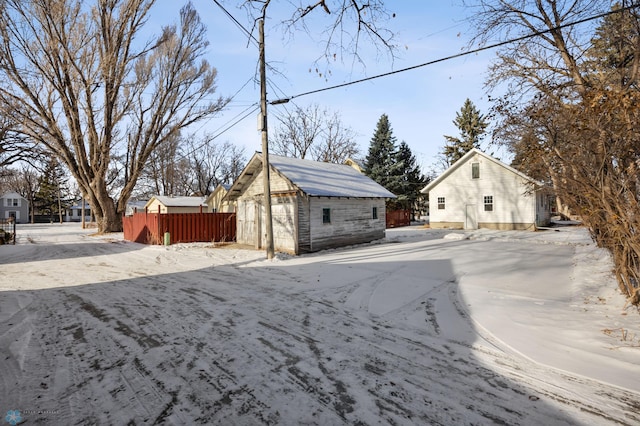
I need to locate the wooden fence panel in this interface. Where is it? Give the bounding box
[386,209,411,228]
[123,212,159,244]
[123,212,236,245]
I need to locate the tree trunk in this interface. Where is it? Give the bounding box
[93,184,122,233]
[99,208,123,234]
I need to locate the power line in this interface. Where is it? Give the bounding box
[211,0,258,47]
[271,3,640,104]
[176,102,260,162]
[209,0,299,101]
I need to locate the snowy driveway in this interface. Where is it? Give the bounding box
[0,224,638,425]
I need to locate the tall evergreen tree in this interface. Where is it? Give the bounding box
[442,99,489,166]
[584,2,639,88]
[35,158,70,222]
[364,114,402,195]
[395,141,427,215]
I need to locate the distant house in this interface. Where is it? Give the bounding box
[224,153,396,254]
[64,199,93,223]
[205,184,235,213]
[0,192,29,223]
[344,158,364,173]
[125,199,149,216]
[421,148,552,230]
[144,196,209,214]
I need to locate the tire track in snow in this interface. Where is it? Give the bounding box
[246,279,639,425]
[2,228,639,425]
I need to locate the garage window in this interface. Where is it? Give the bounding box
[437,197,445,210]
[484,195,493,212]
[472,162,480,179]
[322,208,331,224]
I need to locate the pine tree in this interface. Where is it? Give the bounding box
[35,158,70,222]
[584,3,638,88]
[364,114,402,195]
[395,141,427,214]
[442,99,488,165]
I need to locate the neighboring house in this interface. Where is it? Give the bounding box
[125,199,149,216]
[344,157,364,173]
[0,192,29,223]
[144,196,209,214]
[64,199,93,222]
[224,153,396,254]
[205,184,235,213]
[421,148,552,230]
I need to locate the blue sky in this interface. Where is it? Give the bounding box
[151,2,497,173]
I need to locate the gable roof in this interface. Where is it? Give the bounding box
[226,153,396,200]
[0,192,27,200]
[421,148,543,194]
[145,196,207,209]
[204,184,231,205]
[344,157,363,173]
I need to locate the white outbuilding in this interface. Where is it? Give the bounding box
[225,153,396,254]
[421,148,552,230]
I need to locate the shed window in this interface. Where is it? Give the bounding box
[372,207,378,219]
[322,208,331,224]
[484,195,493,212]
[472,162,480,179]
[437,197,445,210]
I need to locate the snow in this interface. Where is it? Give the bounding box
[149,195,207,207]
[264,154,396,198]
[0,223,638,425]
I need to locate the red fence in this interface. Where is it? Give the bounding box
[386,209,411,228]
[123,212,236,245]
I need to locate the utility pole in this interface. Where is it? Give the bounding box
[81,197,86,229]
[57,184,63,224]
[259,19,275,259]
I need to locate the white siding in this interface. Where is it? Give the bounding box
[206,189,234,212]
[235,168,298,252]
[0,192,29,223]
[272,196,297,253]
[429,152,536,228]
[5,211,20,220]
[235,168,387,253]
[145,199,207,214]
[236,199,258,247]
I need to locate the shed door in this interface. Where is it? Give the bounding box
[464,204,477,230]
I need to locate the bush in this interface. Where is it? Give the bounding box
[0,230,13,245]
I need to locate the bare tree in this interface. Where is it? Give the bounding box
[0,0,227,232]
[471,1,640,305]
[241,0,397,74]
[464,0,601,99]
[137,133,189,197]
[183,136,247,196]
[10,167,40,223]
[0,117,43,169]
[272,103,359,163]
[313,109,360,163]
[272,104,322,159]
[135,134,247,198]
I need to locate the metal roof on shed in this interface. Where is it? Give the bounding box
[227,153,396,199]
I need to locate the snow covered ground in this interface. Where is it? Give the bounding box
[0,223,638,425]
